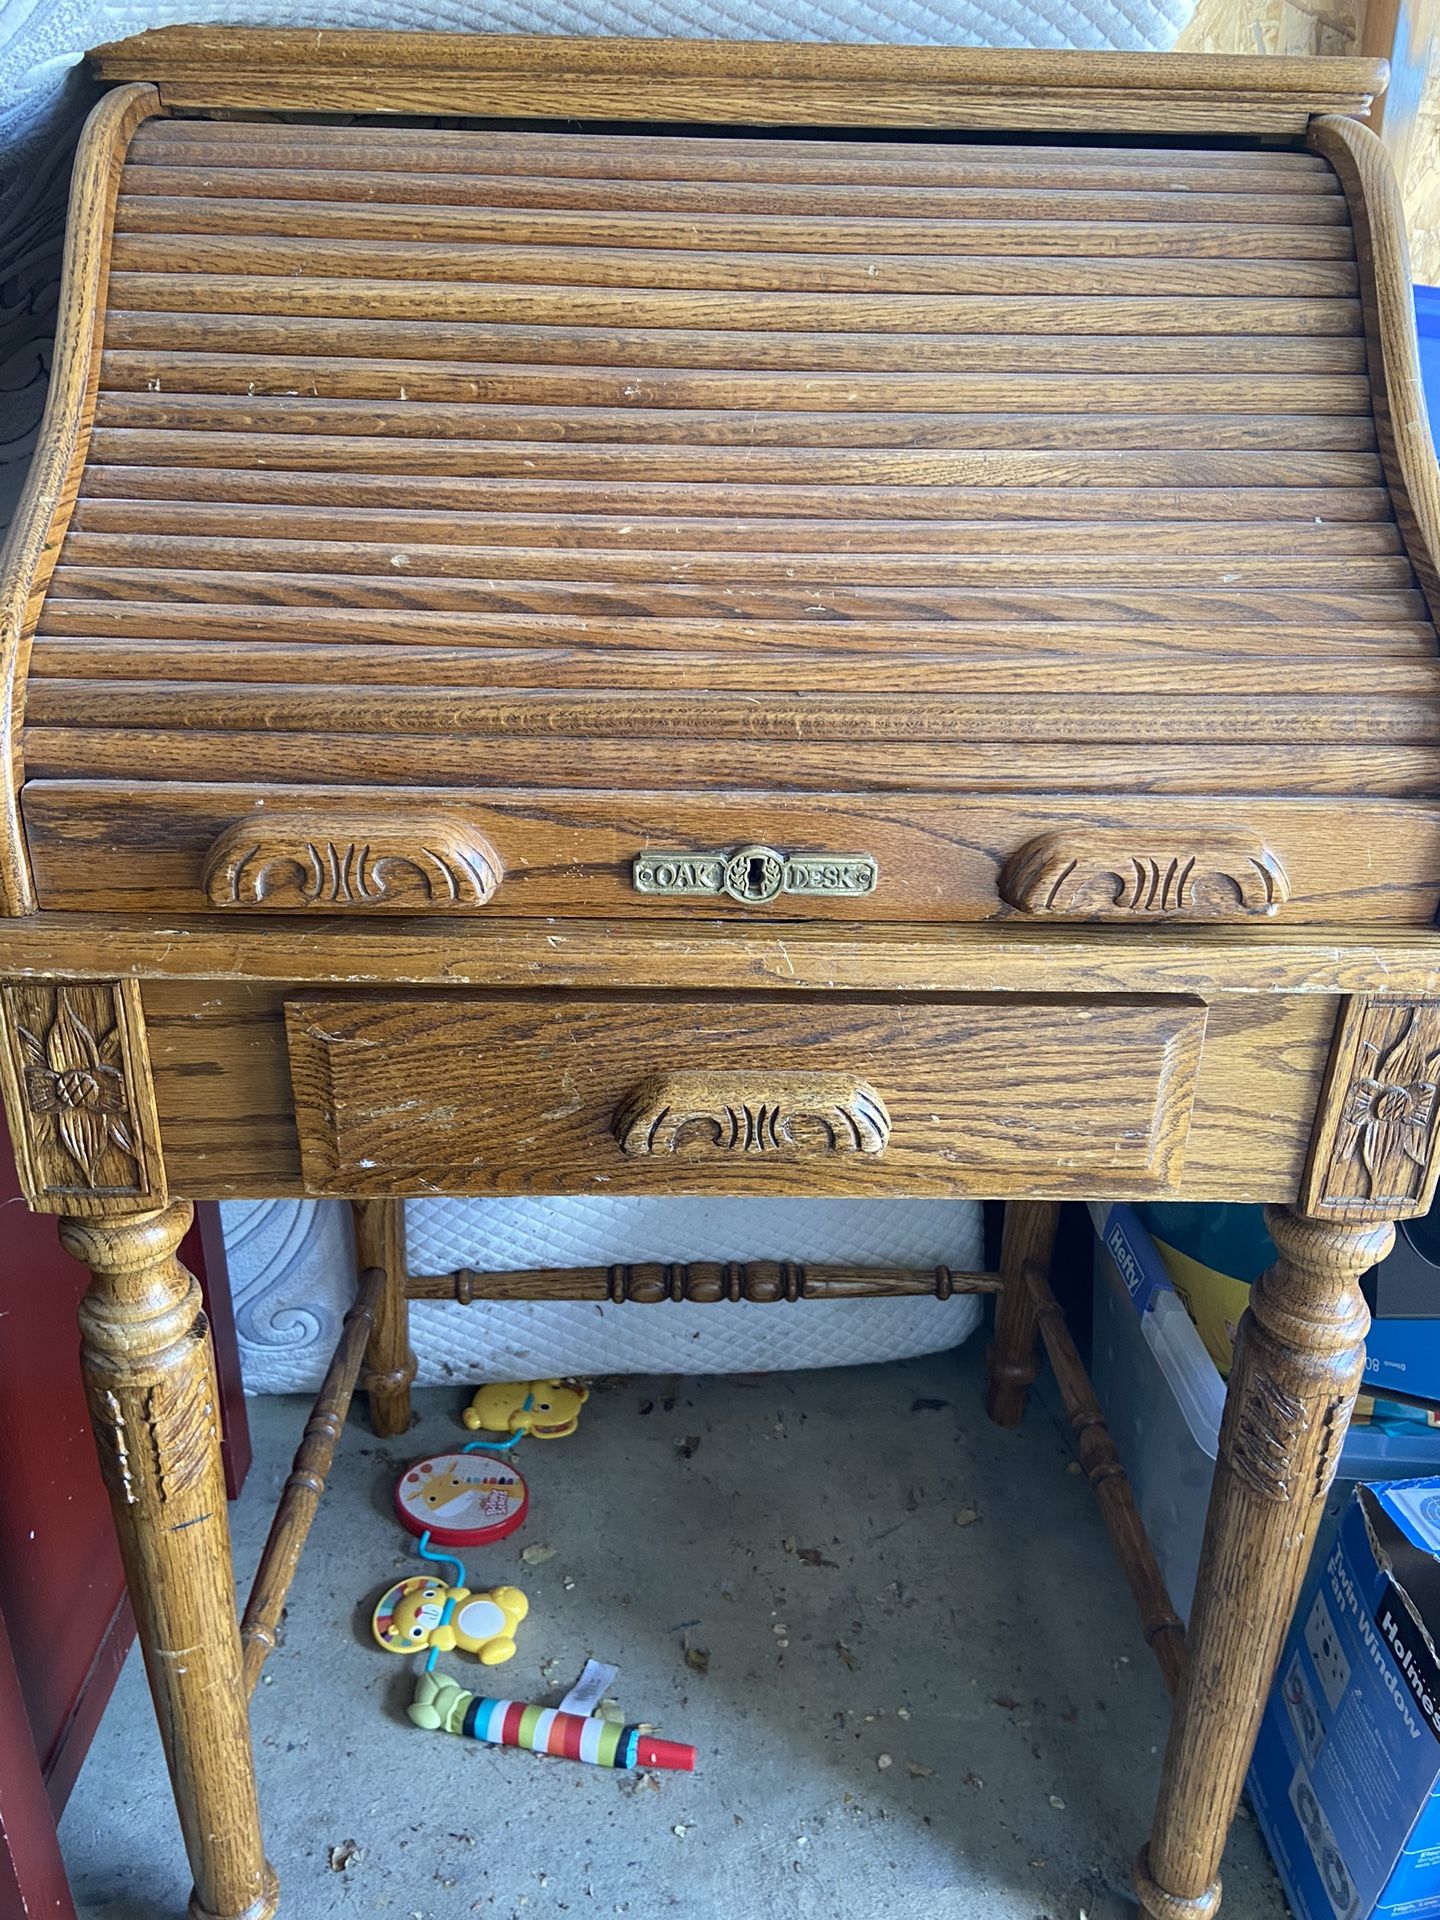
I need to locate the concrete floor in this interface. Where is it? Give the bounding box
[60,1342,1290,1920]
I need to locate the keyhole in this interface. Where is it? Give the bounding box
[746,855,767,896]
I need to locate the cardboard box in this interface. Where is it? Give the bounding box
[1248,1480,1440,1920]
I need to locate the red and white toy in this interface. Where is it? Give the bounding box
[394,1451,529,1550]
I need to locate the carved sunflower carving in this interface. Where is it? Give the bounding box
[17,995,137,1186]
[1341,1009,1440,1199]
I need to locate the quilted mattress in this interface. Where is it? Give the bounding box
[222,1194,985,1389]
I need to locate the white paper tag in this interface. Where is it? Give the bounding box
[559,1657,620,1717]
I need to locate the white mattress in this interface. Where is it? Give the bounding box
[221,1195,986,1389]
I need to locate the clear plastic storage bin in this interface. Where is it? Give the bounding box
[1089,1203,1440,1622]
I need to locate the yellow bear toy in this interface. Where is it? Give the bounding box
[372,1575,528,1665]
[463,1378,589,1440]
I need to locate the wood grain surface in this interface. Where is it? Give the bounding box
[1309,114,1440,620]
[1140,1206,1384,1920]
[63,1201,276,1918]
[16,46,1440,1920]
[1300,995,1440,1220]
[22,783,1440,924]
[131,978,1327,1202]
[86,32,1387,129]
[0,977,165,1213]
[11,114,1433,931]
[283,991,1206,1197]
[4,911,1440,999]
[0,85,159,916]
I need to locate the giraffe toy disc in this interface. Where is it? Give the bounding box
[395,1451,529,1549]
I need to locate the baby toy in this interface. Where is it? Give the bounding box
[372,1573,528,1665]
[463,1379,589,1441]
[394,1451,529,1549]
[408,1670,696,1773]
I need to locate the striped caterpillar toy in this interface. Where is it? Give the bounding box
[410,1671,695,1772]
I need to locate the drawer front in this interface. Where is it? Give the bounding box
[283,992,1207,1198]
[24,781,1440,924]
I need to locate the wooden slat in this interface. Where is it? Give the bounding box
[108,232,1362,299]
[26,726,1440,796]
[88,31,1388,130]
[87,396,1380,453]
[26,680,1440,742]
[9,913,1440,1003]
[35,604,1435,652]
[110,81,1347,133]
[101,312,1374,373]
[66,502,1407,556]
[79,435,1384,487]
[26,641,1439,694]
[73,467,1397,522]
[113,194,1359,259]
[54,534,1414,591]
[44,570,1422,625]
[123,122,1344,186]
[114,166,1356,224]
[105,274,1364,336]
[96,353,1377,415]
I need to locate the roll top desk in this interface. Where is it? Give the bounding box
[2,29,1438,1919]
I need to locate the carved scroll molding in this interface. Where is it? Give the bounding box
[203,814,503,912]
[614,1072,890,1158]
[0,980,165,1213]
[1301,998,1440,1222]
[999,829,1289,921]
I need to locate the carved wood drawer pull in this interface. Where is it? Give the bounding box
[614,1072,891,1158]
[202,815,503,911]
[999,829,1289,921]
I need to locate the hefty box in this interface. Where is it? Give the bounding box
[1248,1480,1440,1920]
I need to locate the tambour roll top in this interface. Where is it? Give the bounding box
[7,38,1440,924]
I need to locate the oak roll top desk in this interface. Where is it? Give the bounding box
[2,28,1439,1920]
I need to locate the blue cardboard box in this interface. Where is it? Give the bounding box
[1367,1319,1440,1408]
[1249,1480,1440,1920]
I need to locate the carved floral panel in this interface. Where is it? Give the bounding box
[1303,998,1440,1222]
[0,980,165,1211]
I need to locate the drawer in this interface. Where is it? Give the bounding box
[283,992,1208,1198]
[23,781,1440,924]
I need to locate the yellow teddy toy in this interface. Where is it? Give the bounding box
[372,1575,528,1665]
[463,1379,589,1440]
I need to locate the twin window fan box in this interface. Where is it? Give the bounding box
[2,27,1439,1920]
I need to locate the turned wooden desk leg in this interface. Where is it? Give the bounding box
[986,1200,1061,1427]
[352,1198,416,1437]
[1135,1206,1385,1920]
[64,1202,278,1920]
